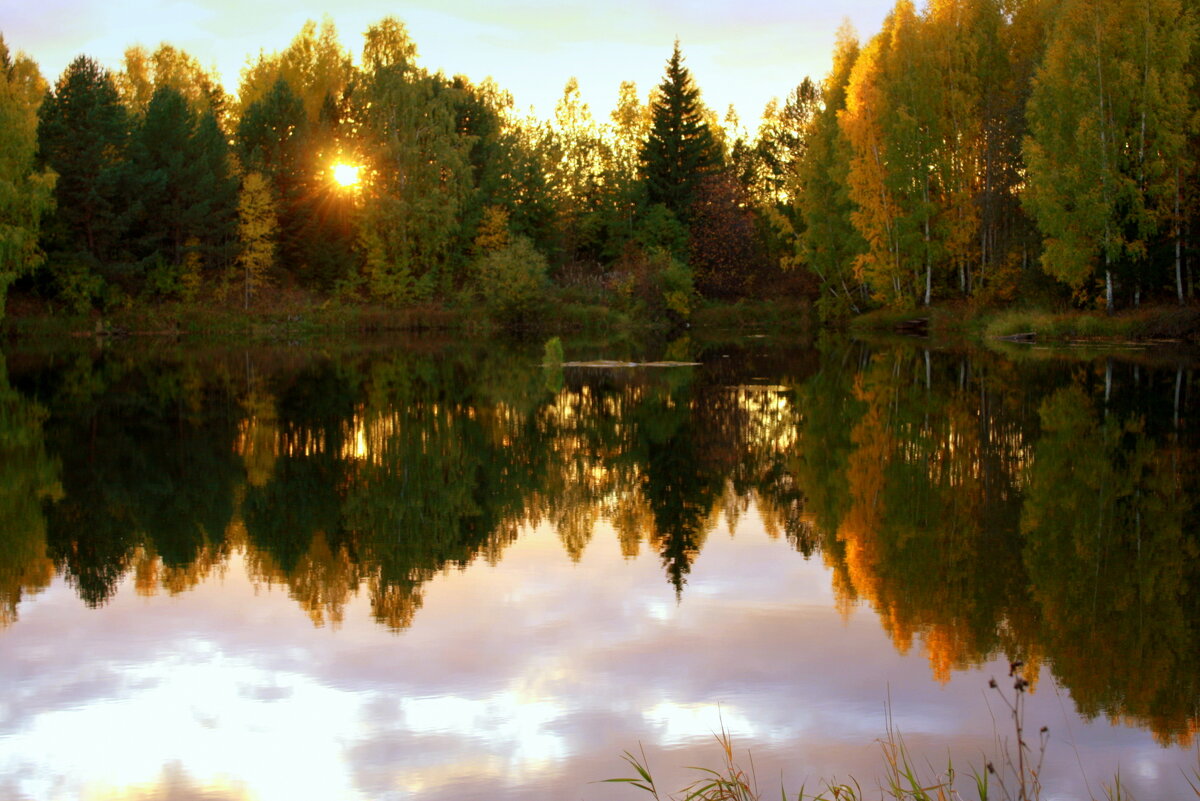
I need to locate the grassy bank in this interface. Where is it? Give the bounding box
[1,289,814,344]
[690,298,813,332]
[848,302,1200,347]
[0,288,637,343]
[606,667,1188,801]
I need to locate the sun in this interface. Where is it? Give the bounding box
[331,162,361,188]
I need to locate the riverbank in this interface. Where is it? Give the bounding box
[848,302,1200,346]
[0,289,812,343]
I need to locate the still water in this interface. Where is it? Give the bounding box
[0,335,1197,800]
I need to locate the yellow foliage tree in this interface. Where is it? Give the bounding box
[0,38,55,320]
[236,171,278,308]
[473,205,511,254]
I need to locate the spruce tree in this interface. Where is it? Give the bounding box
[36,55,130,263]
[127,85,196,266]
[639,41,720,222]
[189,109,239,275]
[236,77,312,282]
[126,86,238,284]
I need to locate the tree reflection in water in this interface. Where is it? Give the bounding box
[2,337,1198,743]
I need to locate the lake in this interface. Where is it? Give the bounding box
[1,333,1197,800]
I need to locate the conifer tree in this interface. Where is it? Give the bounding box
[639,41,721,222]
[190,109,239,275]
[36,55,130,263]
[127,86,238,284]
[128,86,198,266]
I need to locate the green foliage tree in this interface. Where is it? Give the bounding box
[352,18,474,302]
[797,25,867,319]
[0,37,55,319]
[127,86,237,291]
[237,76,313,281]
[639,41,721,223]
[747,78,820,210]
[474,235,549,327]
[36,55,130,266]
[1023,0,1193,312]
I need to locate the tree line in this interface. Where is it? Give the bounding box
[1,0,1200,322]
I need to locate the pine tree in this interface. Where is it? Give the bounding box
[126,86,238,287]
[36,55,130,263]
[639,41,721,222]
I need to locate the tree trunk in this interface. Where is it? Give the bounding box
[1105,250,1114,315]
[1176,167,1185,305]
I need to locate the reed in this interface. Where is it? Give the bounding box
[604,665,1141,801]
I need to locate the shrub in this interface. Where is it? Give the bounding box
[614,242,696,326]
[474,235,550,328]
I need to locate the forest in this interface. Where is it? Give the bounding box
[1,0,1199,326]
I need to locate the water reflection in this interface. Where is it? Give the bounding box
[0,354,61,627]
[2,336,1199,758]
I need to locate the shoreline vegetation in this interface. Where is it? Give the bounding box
[606,666,1194,801]
[7,1,1200,343]
[6,290,1200,355]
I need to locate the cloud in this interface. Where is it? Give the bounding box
[1,520,1192,801]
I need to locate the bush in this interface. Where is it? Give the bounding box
[53,255,108,314]
[474,235,550,328]
[614,242,696,326]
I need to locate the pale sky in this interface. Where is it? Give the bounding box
[5,0,895,125]
[3,518,1194,800]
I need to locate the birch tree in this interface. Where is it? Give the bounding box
[1023,0,1192,312]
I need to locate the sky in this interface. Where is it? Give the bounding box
[5,0,895,125]
[2,517,1194,801]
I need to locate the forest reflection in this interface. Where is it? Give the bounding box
[0,338,1198,744]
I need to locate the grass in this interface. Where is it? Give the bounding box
[1,286,638,342]
[603,664,1155,801]
[846,301,1200,348]
[690,298,813,332]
